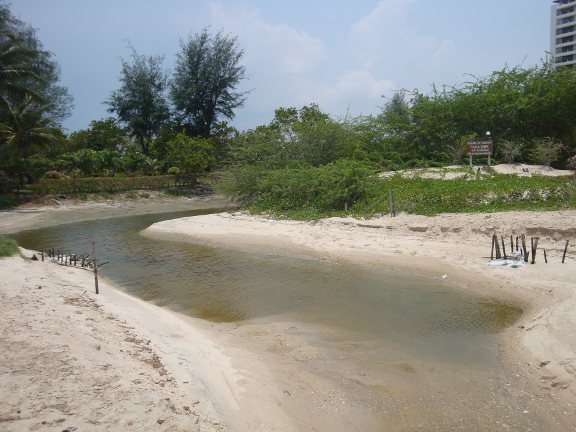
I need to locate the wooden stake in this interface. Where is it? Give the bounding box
[389,189,396,217]
[510,235,513,254]
[501,235,507,259]
[531,237,539,264]
[41,247,44,262]
[544,249,547,263]
[491,234,495,260]
[522,234,528,262]
[516,236,519,252]
[494,233,502,259]
[92,241,99,295]
[562,240,570,264]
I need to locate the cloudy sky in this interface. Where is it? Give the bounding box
[10,0,551,133]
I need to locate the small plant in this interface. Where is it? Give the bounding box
[96,191,113,200]
[43,171,61,180]
[139,192,150,198]
[164,188,188,197]
[167,167,181,175]
[530,137,563,167]
[125,189,138,199]
[500,140,525,163]
[0,235,18,257]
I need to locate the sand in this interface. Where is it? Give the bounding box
[2,166,576,430]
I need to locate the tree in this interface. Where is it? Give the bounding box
[0,96,59,185]
[105,44,170,156]
[170,28,250,138]
[167,133,216,177]
[68,118,129,152]
[0,4,73,124]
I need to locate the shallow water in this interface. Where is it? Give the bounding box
[10,209,540,430]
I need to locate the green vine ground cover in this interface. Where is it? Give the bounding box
[247,172,576,220]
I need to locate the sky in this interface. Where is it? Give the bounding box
[9,0,552,134]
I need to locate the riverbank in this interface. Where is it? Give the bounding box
[144,209,576,431]
[0,193,231,234]
[2,196,576,430]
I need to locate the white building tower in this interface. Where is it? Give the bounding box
[552,0,576,69]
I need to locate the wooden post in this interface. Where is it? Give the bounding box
[389,189,396,217]
[516,236,519,252]
[562,240,570,264]
[501,235,507,259]
[531,237,539,264]
[92,241,99,295]
[522,234,528,262]
[494,233,502,259]
[41,247,44,262]
[491,234,495,260]
[544,249,548,263]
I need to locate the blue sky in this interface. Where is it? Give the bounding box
[10,0,551,133]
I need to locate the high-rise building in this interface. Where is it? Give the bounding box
[552,0,576,69]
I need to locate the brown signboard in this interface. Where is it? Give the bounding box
[466,139,493,156]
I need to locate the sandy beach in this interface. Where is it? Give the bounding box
[1,184,576,430]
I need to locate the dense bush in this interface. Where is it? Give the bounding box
[29,175,194,195]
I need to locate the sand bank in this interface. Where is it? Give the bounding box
[144,209,576,431]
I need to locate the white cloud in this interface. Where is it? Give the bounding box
[430,39,456,64]
[209,2,326,75]
[348,0,456,70]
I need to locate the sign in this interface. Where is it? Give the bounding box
[466,139,493,156]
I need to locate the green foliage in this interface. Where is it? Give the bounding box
[220,159,377,214]
[105,44,169,155]
[0,235,18,257]
[67,118,129,152]
[170,28,250,138]
[29,175,193,195]
[0,194,16,208]
[530,137,563,167]
[167,133,216,176]
[500,139,525,163]
[163,187,190,197]
[167,167,180,174]
[43,170,60,179]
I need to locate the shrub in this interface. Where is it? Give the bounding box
[167,167,181,175]
[0,194,17,209]
[0,235,18,257]
[43,171,61,180]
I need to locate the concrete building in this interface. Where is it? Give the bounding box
[552,0,576,69]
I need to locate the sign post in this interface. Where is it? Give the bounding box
[466,139,493,167]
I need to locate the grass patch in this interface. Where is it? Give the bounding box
[95,191,114,200]
[163,187,190,197]
[0,235,19,257]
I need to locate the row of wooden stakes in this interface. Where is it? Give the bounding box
[491,233,570,264]
[40,247,108,269]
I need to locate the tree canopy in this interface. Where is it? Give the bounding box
[170,28,250,138]
[105,44,170,156]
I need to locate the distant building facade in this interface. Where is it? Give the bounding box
[552,0,576,69]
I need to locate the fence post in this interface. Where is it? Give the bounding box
[92,240,99,295]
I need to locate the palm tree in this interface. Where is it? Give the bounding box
[0,96,59,186]
[0,5,44,103]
